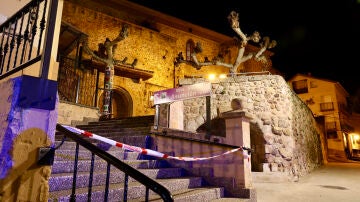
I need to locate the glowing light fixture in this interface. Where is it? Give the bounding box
[353,133,360,140]
[208,74,216,80]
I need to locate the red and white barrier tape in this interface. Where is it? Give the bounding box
[62,125,249,161]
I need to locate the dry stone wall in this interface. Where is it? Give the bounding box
[179,74,323,179]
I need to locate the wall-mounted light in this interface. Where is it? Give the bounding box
[208,74,216,80]
[207,73,227,81]
[219,74,227,79]
[148,91,154,108]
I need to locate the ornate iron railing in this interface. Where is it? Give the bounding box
[0,0,58,80]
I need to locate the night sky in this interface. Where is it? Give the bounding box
[130,0,360,95]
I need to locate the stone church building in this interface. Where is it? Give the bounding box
[57,0,277,124]
[57,0,323,178]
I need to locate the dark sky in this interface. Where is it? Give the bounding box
[130,0,360,95]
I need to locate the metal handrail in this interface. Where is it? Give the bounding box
[56,124,174,202]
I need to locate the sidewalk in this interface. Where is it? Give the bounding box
[253,162,360,202]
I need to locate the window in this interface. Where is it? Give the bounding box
[186,39,195,61]
[326,121,336,130]
[320,102,334,111]
[327,131,338,139]
[292,79,308,94]
[326,121,338,139]
[320,95,334,111]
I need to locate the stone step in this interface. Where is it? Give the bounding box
[73,130,151,137]
[86,115,154,126]
[48,177,224,202]
[80,123,153,129]
[54,137,152,150]
[49,167,185,191]
[55,131,150,140]
[252,171,292,183]
[76,125,152,132]
[211,198,251,202]
[55,131,151,146]
[53,135,153,149]
[54,149,142,161]
[51,159,171,174]
[71,117,100,126]
[130,187,226,202]
[53,141,107,150]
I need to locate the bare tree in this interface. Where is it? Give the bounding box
[174,11,277,74]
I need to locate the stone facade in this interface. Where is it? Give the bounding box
[62,2,220,116]
[57,101,100,125]
[60,0,323,179]
[60,1,273,118]
[178,74,323,179]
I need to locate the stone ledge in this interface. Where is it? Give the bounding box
[252,171,291,183]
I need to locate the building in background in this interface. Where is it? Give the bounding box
[288,73,357,161]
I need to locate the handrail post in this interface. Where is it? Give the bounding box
[40,0,59,79]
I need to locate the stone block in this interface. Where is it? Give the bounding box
[262,163,271,172]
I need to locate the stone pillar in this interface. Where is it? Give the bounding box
[221,110,253,189]
[0,76,58,202]
[169,101,184,130]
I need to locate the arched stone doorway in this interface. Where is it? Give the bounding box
[99,88,133,119]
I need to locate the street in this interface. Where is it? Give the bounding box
[253,162,360,202]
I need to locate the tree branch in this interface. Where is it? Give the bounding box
[174,11,276,74]
[82,23,130,66]
[82,39,108,64]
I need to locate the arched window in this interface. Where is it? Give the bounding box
[186,39,195,61]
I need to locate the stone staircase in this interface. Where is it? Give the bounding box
[50,115,250,201]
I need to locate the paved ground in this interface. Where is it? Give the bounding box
[253,161,360,202]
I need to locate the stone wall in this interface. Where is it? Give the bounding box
[61,1,273,117]
[57,100,99,125]
[178,74,323,179]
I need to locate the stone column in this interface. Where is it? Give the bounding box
[221,110,253,189]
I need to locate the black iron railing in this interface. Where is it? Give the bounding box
[0,0,57,80]
[58,56,98,106]
[56,124,174,202]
